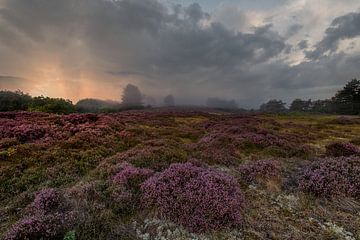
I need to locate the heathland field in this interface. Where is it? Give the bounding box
[1,110,360,239]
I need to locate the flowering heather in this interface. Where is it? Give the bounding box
[12,124,48,142]
[328,116,360,125]
[325,142,360,157]
[298,157,360,197]
[0,112,125,145]
[4,212,76,240]
[238,159,281,183]
[3,110,360,238]
[27,188,63,214]
[194,116,310,163]
[62,113,98,124]
[141,162,245,232]
[4,188,75,240]
[112,163,154,189]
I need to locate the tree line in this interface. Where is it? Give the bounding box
[260,79,360,115]
[0,84,176,114]
[0,79,359,114]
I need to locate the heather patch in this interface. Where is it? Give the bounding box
[110,164,153,216]
[298,157,360,197]
[325,142,360,157]
[327,116,360,125]
[4,213,76,240]
[112,163,154,189]
[194,116,311,164]
[141,162,245,232]
[238,159,281,184]
[4,188,76,240]
[2,111,360,239]
[26,188,63,215]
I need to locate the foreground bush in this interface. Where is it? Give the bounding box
[5,188,75,240]
[112,163,154,189]
[141,162,245,232]
[238,159,281,184]
[325,142,360,157]
[110,164,153,216]
[298,157,360,197]
[5,213,75,240]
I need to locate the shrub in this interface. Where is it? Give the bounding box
[12,124,47,143]
[238,159,281,183]
[112,163,154,189]
[0,90,32,111]
[5,188,75,240]
[4,212,75,240]
[27,188,63,214]
[141,162,245,232]
[110,164,153,216]
[298,157,360,197]
[325,142,360,157]
[63,113,98,124]
[28,96,76,114]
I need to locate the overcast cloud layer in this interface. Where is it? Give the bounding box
[0,0,360,107]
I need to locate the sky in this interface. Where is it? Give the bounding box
[0,0,360,108]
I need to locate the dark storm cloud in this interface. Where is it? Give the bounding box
[306,11,360,59]
[297,40,308,49]
[0,0,287,71]
[285,24,303,38]
[184,3,210,23]
[0,0,359,107]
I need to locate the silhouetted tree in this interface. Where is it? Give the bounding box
[260,99,287,113]
[163,94,175,107]
[0,90,32,111]
[311,99,334,114]
[206,98,238,109]
[290,99,312,112]
[121,84,143,107]
[332,79,360,115]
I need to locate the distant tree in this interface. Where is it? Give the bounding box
[121,84,143,107]
[332,79,360,115]
[311,99,334,114]
[29,96,75,114]
[259,99,287,113]
[206,97,238,109]
[0,90,32,111]
[290,99,312,112]
[163,94,175,107]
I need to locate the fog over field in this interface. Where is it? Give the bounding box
[1,0,360,107]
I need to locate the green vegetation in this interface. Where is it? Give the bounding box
[1,110,360,239]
